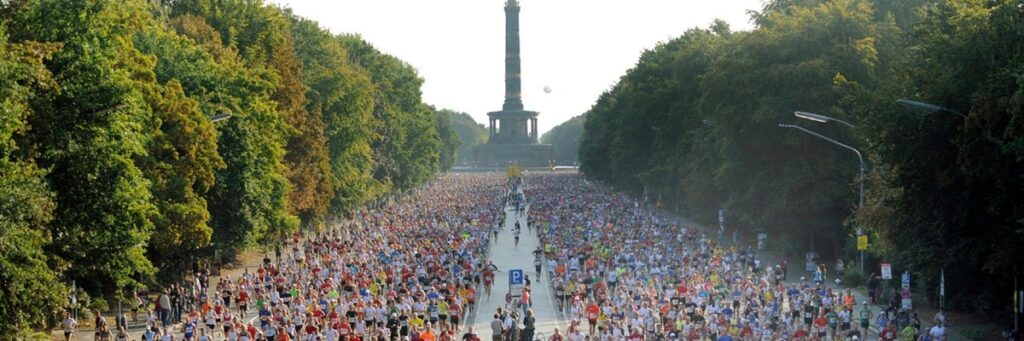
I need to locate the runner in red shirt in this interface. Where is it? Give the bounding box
[879,324,897,341]
[549,328,563,341]
[483,270,494,298]
[793,327,809,339]
[814,314,828,339]
[586,300,600,335]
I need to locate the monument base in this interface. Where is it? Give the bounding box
[473,143,554,168]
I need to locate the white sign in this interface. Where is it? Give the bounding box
[881,263,892,279]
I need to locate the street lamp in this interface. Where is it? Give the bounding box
[90,104,128,116]
[791,111,865,271]
[209,113,232,123]
[778,123,866,271]
[896,99,967,119]
[794,111,855,128]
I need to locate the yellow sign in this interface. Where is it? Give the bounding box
[857,235,868,250]
[506,162,522,178]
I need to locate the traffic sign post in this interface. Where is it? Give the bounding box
[509,269,524,298]
[856,228,866,272]
[900,271,912,309]
[881,263,892,279]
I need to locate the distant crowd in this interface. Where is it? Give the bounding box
[70,173,512,341]
[524,173,947,341]
[62,172,952,341]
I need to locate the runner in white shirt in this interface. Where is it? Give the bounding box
[161,328,175,341]
[325,325,339,341]
[930,324,947,341]
[205,310,217,331]
[61,312,76,341]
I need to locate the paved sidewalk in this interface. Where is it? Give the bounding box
[471,198,566,340]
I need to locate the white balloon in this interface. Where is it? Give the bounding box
[543,85,552,94]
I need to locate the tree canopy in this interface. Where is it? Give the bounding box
[578,0,1024,315]
[541,114,584,164]
[446,110,487,166]
[0,0,462,330]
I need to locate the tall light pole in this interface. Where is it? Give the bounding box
[896,99,965,310]
[790,111,864,270]
[209,112,232,123]
[779,122,866,272]
[794,111,855,128]
[896,99,967,119]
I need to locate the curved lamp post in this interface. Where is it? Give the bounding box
[209,113,232,123]
[795,111,855,128]
[896,99,967,119]
[779,122,866,272]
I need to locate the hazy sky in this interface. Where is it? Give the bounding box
[269,0,764,135]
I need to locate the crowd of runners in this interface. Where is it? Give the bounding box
[78,173,520,341]
[525,173,948,341]
[62,172,955,341]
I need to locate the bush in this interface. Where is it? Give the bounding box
[958,327,991,341]
[88,297,109,315]
[843,267,867,288]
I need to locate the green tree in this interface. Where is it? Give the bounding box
[166,0,306,245]
[446,110,488,166]
[698,0,898,254]
[10,0,159,296]
[138,78,224,281]
[339,35,443,191]
[848,0,1024,312]
[579,24,732,220]
[541,114,585,164]
[287,15,382,214]
[0,21,66,334]
[433,106,460,172]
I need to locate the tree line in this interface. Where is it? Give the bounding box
[541,114,584,165]
[579,0,1022,317]
[0,0,459,333]
[445,109,488,166]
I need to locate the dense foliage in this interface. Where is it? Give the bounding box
[541,114,584,164]
[0,0,457,330]
[578,0,1023,315]
[446,110,487,166]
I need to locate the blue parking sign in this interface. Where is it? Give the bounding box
[510,269,524,285]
